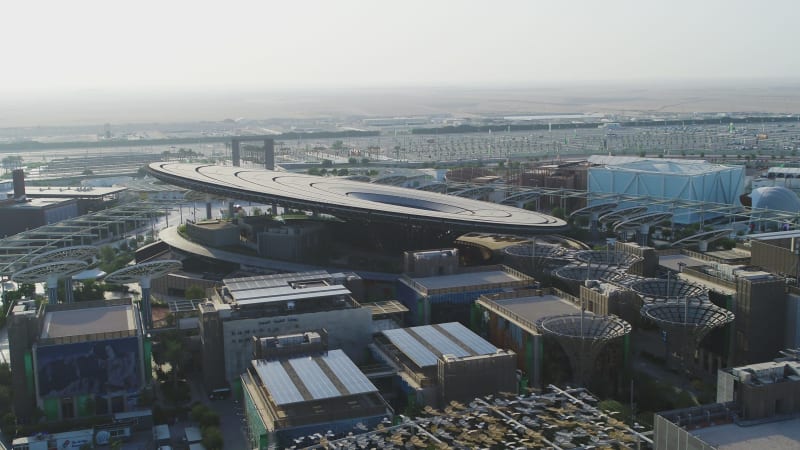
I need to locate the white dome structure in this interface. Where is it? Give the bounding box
[751,186,800,213]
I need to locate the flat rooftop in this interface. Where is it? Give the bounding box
[223,270,353,306]
[659,254,706,272]
[0,197,75,209]
[410,269,524,291]
[11,185,127,198]
[691,418,800,449]
[495,294,579,323]
[382,322,498,368]
[253,349,377,406]
[455,232,530,251]
[678,272,737,296]
[41,304,137,339]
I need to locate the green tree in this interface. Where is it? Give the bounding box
[321,159,333,168]
[361,157,370,165]
[348,157,358,165]
[337,168,348,176]
[185,285,206,300]
[199,410,220,428]
[99,245,116,263]
[0,363,11,386]
[0,412,16,438]
[0,386,11,413]
[202,426,224,450]
[163,334,185,389]
[191,403,210,422]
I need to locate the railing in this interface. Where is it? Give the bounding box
[475,296,539,335]
[681,266,738,290]
[551,287,582,308]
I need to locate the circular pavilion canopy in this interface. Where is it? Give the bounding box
[553,265,635,285]
[147,163,566,233]
[30,245,98,266]
[105,260,183,284]
[629,278,708,303]
[573,250,643,268]
[535,314,632,342]
[640,302,734,330]
[12,260,89,283]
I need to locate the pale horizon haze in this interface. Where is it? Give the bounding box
[2,0,800,126]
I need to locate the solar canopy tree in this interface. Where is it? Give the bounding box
[105,260,182,329]
[29,245,98,303]
[12,260,89,304]
[641,301,734,370]
[535,313,631,386]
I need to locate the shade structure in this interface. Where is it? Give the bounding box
[629,278,708,303]
[640,301,734,369]
[106,260,182,329]
[12,260,89,304]
[573,250,643,268]
[30,246,98,303]
[535,313,631,385]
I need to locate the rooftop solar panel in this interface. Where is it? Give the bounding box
[411,325,471,358]
[383,328,438,367]
[325,349,377,396]
[254,360,305,405]
[438,322,498,355]
[289,357,340,400]
[225,271,330,292]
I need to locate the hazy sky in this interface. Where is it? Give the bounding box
[3,0,799,98]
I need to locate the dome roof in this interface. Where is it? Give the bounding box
[751,187,800,213]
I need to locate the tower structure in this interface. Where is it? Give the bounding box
[535,313,631,385]
[640,301,734,369]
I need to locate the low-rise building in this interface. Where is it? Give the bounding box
[372,321,516,408]
[397,264,534,325]
[8,298,150,424]
[199,271,372,393]
[654,350,800,449]
[241,349,392,449]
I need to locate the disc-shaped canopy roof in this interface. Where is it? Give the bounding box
[573,250,643,267]
[12,260,89,283]
[629,278,708,302]
[640,302,734,330]
[553,264,635,285]
[147,163,566,233]
[30,245,98,266]
[105,260,182,283]
[535,314,631,342]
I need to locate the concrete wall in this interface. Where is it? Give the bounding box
[256,223,326,262]
[751,239,797,278]
[438,352,517,405]
[734,278,787,365]
[186,221,240,247]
